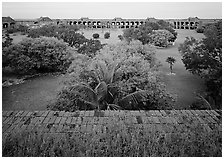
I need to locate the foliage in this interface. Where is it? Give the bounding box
[196,27,204,33]
[123,20,177,45]
[50,41,175,111]
[2,37,73,75]
[178,21,222,108]
[77,39,103,58]
[93,33,100,39]
[2,32,13,48]
[118,35,124,41]
[6,24,29,34]
[27,25,79,38]
[149,30,174,47]
[166,57,176,73]
[3,122,221,157]
[104,32,110,39]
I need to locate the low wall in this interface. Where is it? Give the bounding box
[2,110,221,138]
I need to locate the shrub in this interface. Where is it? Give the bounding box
[50,41,175,111]
[2,37,73,75]
[104,32,110,39]
[118,35,124,41]
[6,25,29,34]
[196,27,204,33]
[149,30,174,47]
[93,33,100,39]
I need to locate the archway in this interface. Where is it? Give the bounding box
[3,23,8,28]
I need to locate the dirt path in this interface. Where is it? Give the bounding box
[156,30,206,109]
[2,74,65,111]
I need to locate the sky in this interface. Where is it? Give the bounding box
[2,2,222,19]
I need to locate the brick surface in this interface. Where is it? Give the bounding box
[2,110,221,136]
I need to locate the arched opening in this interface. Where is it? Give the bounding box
[97,21,101,28]
[3,23,8,28]
[69,21,73,25]
[181,22,184,29]
[57,21,60,25]
[78,21,82,25]
[107,21,110,28]
[73,21,77,25]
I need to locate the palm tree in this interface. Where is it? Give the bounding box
[166,56,176,74]
[70,61,154,110]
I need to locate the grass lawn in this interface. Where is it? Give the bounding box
[2,74,65,111]
[155,29,206,109]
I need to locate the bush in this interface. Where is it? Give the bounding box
[93,33,100,39]
[6,25,29,34]
[118,35,124,41]
[104,32,110,39]
[149,30,174,47]
[196,27,204,33]
[2,37,73,75]
[50,40,175,111]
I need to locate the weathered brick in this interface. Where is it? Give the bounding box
[86,124,93,133]
[70,111,79,117]
[79,111,85,116]
[47,111,55,117]
[154,110,162,116]
[41,111,50,117]
[152,117,160,123]
[210,110,220,116]
[13,117,23,125]
[30,117,39,125]
[20,111,29,117]
[104,110,110,116]
[56,124,64,132]
[65,117,73,124]
[58,111,65,117]
[3,117,13,124]
[130,111,141,116]
[54,117,62,124]
[43,117,51,124]
[207,116,217,124]
[75,117,81,124]
[64,111,72,117]
[2,124,11,133]
[15,111,24,117]
[160,110,167,116]
[196,116,206,124]
[139,110,146,116]
[59,117,67,124]
[141,116,149,124]
[26,112,33,117]
[35,117,45,125]
[180,110,189,116]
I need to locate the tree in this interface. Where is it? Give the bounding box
[93,33,100,39]
[2,37,73,75]
[149,30,174,47]
[50,41,175,111]
[178,21,222,108]
[104,32,110,39]
[166,57,176,74]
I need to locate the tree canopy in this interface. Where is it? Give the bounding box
[178,21,222,108]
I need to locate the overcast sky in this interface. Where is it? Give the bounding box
[2,2,222,19]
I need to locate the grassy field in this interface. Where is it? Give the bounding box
[155,29,206,109]
[2,29,206,110]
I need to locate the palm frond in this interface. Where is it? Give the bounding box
[70,83,99,107]
[107,104,122,110]
[95,81,108,102]
[119,90,151,109]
